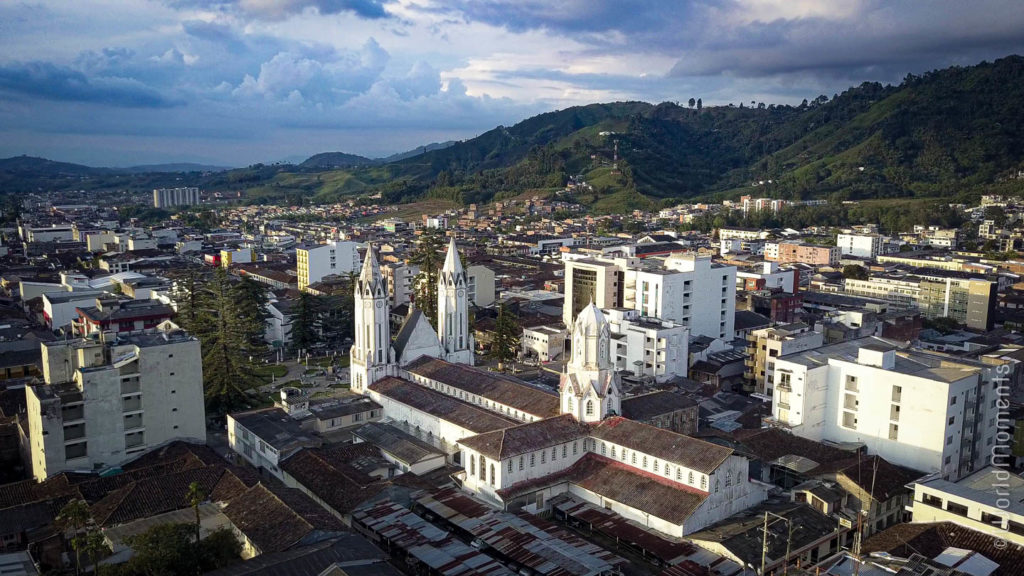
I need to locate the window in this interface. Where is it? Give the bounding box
[950,396,957,406]
[541,451,546,464]
[552,447,557,461]
[701,476,707,490]
[946,436,953,446]
[470,455,476,476]
[948,416,955,425]
[688,471,694,484]
[653,460,659,473]
[562,445,567,458]
[490,464,495,486]
[519,456,524,471]
[665,465,671,477]
[530,453,536,467]
[632,453,637,464]
[508,460,513,473]
[573,441,578,455]
[715,479,720,493]
[642,456,648,468]
[600,443,606,456]
[610,446,616,459]
[726,471,732,487]
[586,400,594,416]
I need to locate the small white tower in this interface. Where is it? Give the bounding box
[350,245,394,393]
[437,237,474,365]
[559,301,620,422]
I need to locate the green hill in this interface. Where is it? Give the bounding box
[4,55,1024,211]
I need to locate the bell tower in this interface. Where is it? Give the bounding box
[437,237,474,365]
[559,301,620,422]
[350,245,394,392]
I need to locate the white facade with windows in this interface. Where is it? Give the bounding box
[296,240,360,291]
[604,308,689,382]
[769,337,1003,481]
[837,233,885,259]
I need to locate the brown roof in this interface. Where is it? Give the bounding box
[862,521,1024,575]
[591,417,733,474]
[567,455,707,525]
[279,448,387,516]
[89,466,230,527]
[457,414,591,461]
[735,427,849,470]
[404,356,560,418]
[821,455,925,502]
[222,483,345,554]
[369,376,518,433]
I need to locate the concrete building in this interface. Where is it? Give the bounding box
[744,323,823,396]
[908,467,1024,546]
[604,308,689,382]
[845,274,998,331]
[41,291,104,332]
[837,233,888,259]
[22,225,74,243]
[382,262,418,307]
[219,247,253,268]
[765,241,840,266]
[521,325,565,362]
[296,240,360,292]
[152,187,200,208]
[768,337,1004,481]
[562,253,736,340]
[25,321,206,480]
[466,264,496,308]
[737,262,798,293]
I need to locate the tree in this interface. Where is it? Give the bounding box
[409,231,445,326]
[190,268,268,414]
[56,499,92,575]
[842,264,869,280]
[289,291,322,354]
[688,97,696,108]
[120,523,241,576]
[490,304,521,371]
[696,98,702,110]
[186,482,205,546]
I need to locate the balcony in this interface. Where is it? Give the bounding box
[776,401,791,410]
[777,381,792,391]
[61,406,85,423]
[120,380,141,395]
[63,423,86,441]
[122,396,143,413]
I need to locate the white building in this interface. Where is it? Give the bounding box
[466,264,496,308]
[908,467,1024,546]
[769,337,1003,480]
[837,233,885,259]
[22,225,74,243]
[737,261,797,293]
[25,321,206,480]
[604,308,689,382]
[296,240,361,291]
[522,325,565,362]
[562,253,736,340]
[153,187,200,208]
[41,291,104,332]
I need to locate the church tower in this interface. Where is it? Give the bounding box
[350,245,394,393]
[437,237,474,365]
[559,301,620,422]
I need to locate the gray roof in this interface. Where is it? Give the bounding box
[351,421,445,465]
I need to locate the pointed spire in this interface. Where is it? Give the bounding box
[442,236,464,276]
[359,244,381,284]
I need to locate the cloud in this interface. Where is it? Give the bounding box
[0,61,183,108]
[167,0,390,20]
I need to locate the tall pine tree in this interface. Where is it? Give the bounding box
[490,303,521,371]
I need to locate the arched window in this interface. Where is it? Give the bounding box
[726,471,733,487]
[541,451,546,464]
[470,455,476,477]
[565,397,572,412]
[530,453,535,467]
[676,468,682,481]
[586,400,594,416]
[632,453,637,464]
[490,464,495,486]
[701,476,707,490]
[507,460,513,473]
[665,465,671,477]
[688,471,695,485]
[519,456,524,470]
[642,456,648,468]
[714,479,720,493]
[653,460,659,473]
[600,443,606,456]
[610,446,616,459]
[552,447,557,461]
[479,456,487,480]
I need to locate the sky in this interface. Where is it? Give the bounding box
[1,1,1023,167]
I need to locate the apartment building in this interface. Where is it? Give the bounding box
[562,253,736,340]
[466,265,496,307]
[719,228,770,242]
[296,240,361,291]
[837,233,886,259]
[24,321,206,480]
[382,262,418,307]
[765,241,839,266]
[744,323,823,396]
[152,187,200,208]
[908,467,1024,546]
[768,337,1002,481]
[604,308,689,382]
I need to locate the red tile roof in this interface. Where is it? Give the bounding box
[591,417,733,474]
[456,414,591,461]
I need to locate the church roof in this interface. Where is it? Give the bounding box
[591,417,733,475]
[574,301,606,334]
[369,376,517,434]
[442,237,464,276]
[457,414,591,461]
[404,357,560,419]
[358,245,381,284]
[392,308,438,361]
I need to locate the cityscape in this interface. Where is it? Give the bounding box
[2,2,1024,576]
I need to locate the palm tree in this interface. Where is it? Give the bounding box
[186,482,205,545]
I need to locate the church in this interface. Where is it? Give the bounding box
[351,239,766,537]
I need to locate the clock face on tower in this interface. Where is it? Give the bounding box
[457,289,465,297]
[363,301,371,308]
[375,301,383,308]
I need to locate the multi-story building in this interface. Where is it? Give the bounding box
[522,325,565,362]
[836,233,887,259]
[296,240,361,291]
[382,262,418,307]
[24,322,206,480]
[844,274,997,330]
[744,323,823,396]
[220,247,253,268]
[765,241,839,266]
[604,308,689,382]
[562,253,736,340]
[152,187,200,208]
[719,228,770,242]
[72,298,176,337]
[908,467,1024,546]
[466,265,496,308]
[768,337,1003,481]
[736,262,798,293]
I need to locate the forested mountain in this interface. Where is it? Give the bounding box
[4,56,1024,212]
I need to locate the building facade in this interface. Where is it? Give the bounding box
[152,187,200,208]
[296,240,361,292]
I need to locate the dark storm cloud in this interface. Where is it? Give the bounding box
[0,61,183,108]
